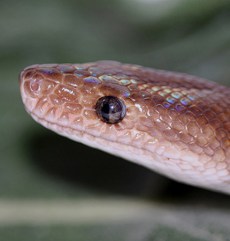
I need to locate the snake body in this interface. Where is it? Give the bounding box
[20,61,230,194]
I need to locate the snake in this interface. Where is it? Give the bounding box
[19,60,230,194]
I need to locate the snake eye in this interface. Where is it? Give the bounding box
[95,96,126,124]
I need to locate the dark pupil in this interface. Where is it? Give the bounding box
[96,96,126,124]
[101,102,111,115]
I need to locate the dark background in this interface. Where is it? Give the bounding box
[0,0,230,240]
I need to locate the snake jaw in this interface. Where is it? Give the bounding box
[20,61,230,194]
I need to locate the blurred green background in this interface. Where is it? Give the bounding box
[0,0,230,240]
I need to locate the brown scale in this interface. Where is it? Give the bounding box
[113,65,225,153]
[20,61,230,193]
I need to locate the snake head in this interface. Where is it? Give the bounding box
[20,61,137,133]
[20,61,230,194]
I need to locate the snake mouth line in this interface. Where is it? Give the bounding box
[21,93,158,160]
[29,110,157,156]
[28,110,188,177]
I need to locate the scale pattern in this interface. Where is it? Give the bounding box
[20,61,230,194]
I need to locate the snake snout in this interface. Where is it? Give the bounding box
[20,66,58,99]
[19,65,60,117]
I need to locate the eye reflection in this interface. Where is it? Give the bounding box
[95,96,126,124]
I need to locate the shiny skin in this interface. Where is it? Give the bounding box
[19,61,230,194]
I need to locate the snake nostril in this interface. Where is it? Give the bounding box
[20,66,61,103]
[20,68,45,97]
[22,74,44,97]
[30,77,42,92]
